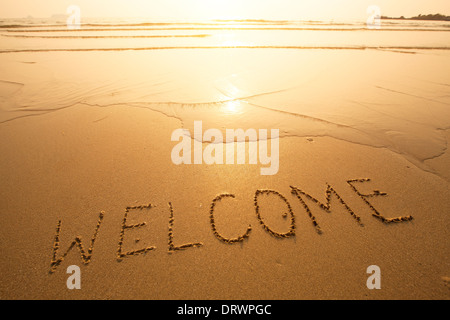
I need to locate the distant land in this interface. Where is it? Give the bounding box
[382,13,450,21]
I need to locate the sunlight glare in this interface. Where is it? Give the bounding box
[223,99,242,114]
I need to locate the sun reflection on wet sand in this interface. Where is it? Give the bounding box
[222,99,243,114]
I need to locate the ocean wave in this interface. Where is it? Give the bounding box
[1,34,211,39]
[4,26,450,32]
[0,45,448,54]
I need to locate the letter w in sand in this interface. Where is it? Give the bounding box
[50,212,104,273]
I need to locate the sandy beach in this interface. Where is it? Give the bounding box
[0,17,449,300]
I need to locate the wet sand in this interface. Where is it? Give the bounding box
[0,22,449,299]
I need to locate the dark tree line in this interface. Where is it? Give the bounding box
[381,13,450,21]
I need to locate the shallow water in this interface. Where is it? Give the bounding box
[0,18,449,176]
[1,18,449,52]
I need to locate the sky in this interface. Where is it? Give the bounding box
[0,0,449,21]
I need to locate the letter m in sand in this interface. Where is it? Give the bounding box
[290,184,363,234]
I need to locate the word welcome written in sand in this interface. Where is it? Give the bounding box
[49,178,413,273]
